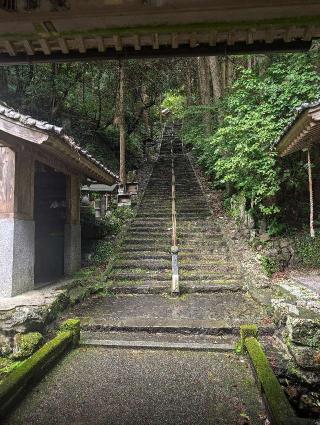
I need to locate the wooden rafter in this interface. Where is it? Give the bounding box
[96,36,105,53]
[113,35,122,51]
[58,37,69,54]
[39,38,51,55]
[4,40,16,56]
[22,40,34,55]
[152,33,159,49]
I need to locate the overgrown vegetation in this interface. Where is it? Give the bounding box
[81,202,134,266]
[166,51,320,232]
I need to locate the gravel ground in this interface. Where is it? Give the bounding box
[4,347,267,425]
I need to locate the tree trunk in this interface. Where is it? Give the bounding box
[307,148,315,238]
[119,61,126,187]
[207,56,222,100]
[197,57,211,134]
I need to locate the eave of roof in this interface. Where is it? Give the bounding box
[274,99,320,157]
[0,103,119,183]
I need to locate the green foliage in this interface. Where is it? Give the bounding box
[267,218,286,237]
[178,53,320,222]
[294,233,320,268]
[259,255,279,277]
[162,91,187,118]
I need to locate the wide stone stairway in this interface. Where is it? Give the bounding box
[4,125,274,425]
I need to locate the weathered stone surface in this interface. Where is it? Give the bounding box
[287,316,320,348]
[289,344,320,369]
[272,299,299,326]
[0,218,35,297]
[2,306,47,333]
[3,348,267,425]
[12,332,43,359]
[0,333,11,356]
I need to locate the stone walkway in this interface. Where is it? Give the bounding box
[4,347,267,425]
[3,125,274,425]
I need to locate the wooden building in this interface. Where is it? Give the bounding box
[0,1,317,63]
[0,104,118,297]
[276,100,320,237]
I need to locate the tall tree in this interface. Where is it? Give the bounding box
[118,61,126,187]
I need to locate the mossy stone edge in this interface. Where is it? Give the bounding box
[244,335,314,425]
[0,319,80,419]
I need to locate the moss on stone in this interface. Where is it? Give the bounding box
[245,337,295,425]
[59,319,81,346]
[240,324,258,341]
[0,331,73,417]
[12,333,43,360]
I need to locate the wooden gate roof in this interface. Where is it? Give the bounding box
[275,100,320,157]
[0,104,119,185]
[0,1,317,63]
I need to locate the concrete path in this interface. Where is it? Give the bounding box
[4,347,267,425]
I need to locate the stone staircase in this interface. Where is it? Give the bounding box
[109,123,243,295]
[108,129,173,292]
[65,124,272,339]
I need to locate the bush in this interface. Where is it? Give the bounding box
[176,53,320,225]
[294,233,320,268]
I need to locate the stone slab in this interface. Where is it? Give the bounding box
[80,338,234,352]
[0,278,74,311]
[0,218,35,297]
[3,347,267,425]
[62,293,271,329]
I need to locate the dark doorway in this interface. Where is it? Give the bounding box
[34,161,67,286]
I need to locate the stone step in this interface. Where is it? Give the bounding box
[109,272,171,281]
[180,263,238,272]
[80,335,235,352]
[67,293,273,337]
[123,237,170,245]
[112,261,171,271]
[109,283,169,294]
[119,252,171,260]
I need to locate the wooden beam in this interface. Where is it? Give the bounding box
[22,40,34,56]
[96,36,105,53]
[227,32,235,46]
[4,41,16,57]
[171,33,178,49]
[265,29,276,44]
[39,38,51,55]
[113,35,122,51]
[133,34,141,51]
[58,37,69,54]
[283,26,296,43]
[246,29,255,45]
[302,26,315,41]
[152,33,159,50]
[208,31,217,46]
[66,175,80,225]
[0,146,15,217]
[76,36,86,53]
[189,32,197,48]
[307,148,315,238]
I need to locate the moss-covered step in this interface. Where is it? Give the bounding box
[241,326,314,425]
[0,319,80,419]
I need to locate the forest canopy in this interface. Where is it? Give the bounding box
[1,47,320,234]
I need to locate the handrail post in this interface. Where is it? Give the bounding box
[171,139,180,296]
